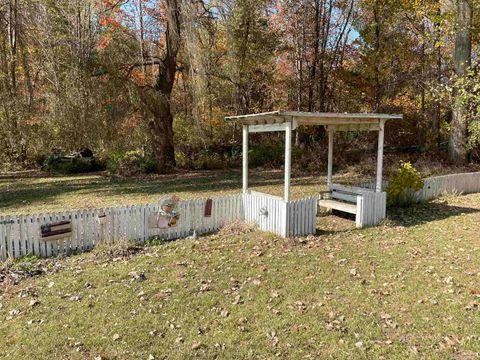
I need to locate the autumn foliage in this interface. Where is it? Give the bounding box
[0,0,479,172]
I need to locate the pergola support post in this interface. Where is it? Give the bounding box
[376,119,385,192]
[284,121,292,202]
[242,125,249,193]
[327,128,334,189]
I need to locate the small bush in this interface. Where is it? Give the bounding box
[33,152,49,168]
[108,150,158,176]
[175,150,192,169]
[104,151,124,173]
[139,155,158,174]
[387,161,424,207]
[193,151,223,170]
[250,144,284,168]
[43,155,95,174]
[176,146,241,170]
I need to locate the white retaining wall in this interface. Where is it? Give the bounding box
[357,180,389,192]
[0,194,243,261]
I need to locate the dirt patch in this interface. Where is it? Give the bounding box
[218,220,256,237]
[89,238,143,262]
[0,257,64,286]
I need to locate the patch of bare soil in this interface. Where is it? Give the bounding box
[218,220,256,237]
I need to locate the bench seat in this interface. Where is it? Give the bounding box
[318,183,387,228]
[318,199,357,214]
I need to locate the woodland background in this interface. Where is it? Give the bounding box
[1,0,479,174]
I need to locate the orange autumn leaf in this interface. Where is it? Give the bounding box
[97,34,112,50]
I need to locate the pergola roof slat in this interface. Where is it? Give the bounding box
[225,111,402,129]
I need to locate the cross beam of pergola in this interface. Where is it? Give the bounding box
[225,111,403,201]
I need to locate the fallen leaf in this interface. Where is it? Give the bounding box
[191,341,203,350]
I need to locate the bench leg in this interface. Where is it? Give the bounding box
[356,196,363,228]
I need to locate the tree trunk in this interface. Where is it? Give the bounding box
[136,0,181,173]
[149,106,176,171]
[373,0,381,111]
[137,85,177,172]
[448,0,471,164]
[307,0,321,112]
[419,15,426,149]
[138,0,146,74]
[318,0,331,112]
[431,3,442,149]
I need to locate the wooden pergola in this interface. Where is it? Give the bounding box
[226,111,403,202]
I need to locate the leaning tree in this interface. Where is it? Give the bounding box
[98,0,187,173]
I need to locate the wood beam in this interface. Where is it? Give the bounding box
[248,121,298,133]
[284,121,292,202]
[327,129,334,189]
[376,120,385,192]
[242,125,249,193]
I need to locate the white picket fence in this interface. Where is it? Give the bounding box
[243,191,317,237]
[0,195,243,261]
[5,172,477,262]
[286,197,318,236]
[0,191,319,261]
[243,192,288,236]
[359,172,480,202]
[414,172,480,201]
[356,191,387,228]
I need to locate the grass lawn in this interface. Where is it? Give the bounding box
[0,169,367,215]
[1,193,480,359]
[3,157,479,216]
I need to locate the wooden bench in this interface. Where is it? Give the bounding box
[318,183,387,228]
[318,199,357,214]
[319,184,369,214]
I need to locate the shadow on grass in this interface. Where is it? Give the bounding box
[0,172,236,209]
[0,170,322,211]
[313,200,480,236]
[388,201,480,227]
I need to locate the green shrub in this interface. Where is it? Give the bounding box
[138,154,158,174]
[249,144,284,168]
[109,150,158,176]
[43,155,95,174]
[175,150,192,169]
[193,151,223,170]
[33,152,49,168]
[387,161,424,207]
[104,151,124,173]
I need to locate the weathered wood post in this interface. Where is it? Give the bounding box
[242,125,249,193]
[284,121,292,202]
[376,119,385,192]
[327,128,334,189]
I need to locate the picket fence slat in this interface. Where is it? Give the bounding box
[1,191,326,261]
[0,216,5,261]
